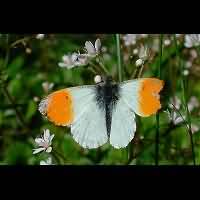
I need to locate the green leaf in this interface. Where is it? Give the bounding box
[7,56,24,78]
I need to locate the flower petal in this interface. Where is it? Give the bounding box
[40,161,47,165]
[35,138,44,145]
[85,41,95,54]
[49,134,54,143]
[33,147,45,154]
[43,129,50,142]
[95,38,101,53]
[46,157,52,164]
[46,146,52,153]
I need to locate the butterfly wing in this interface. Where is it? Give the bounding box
[109,78,164,148]
[119,78,164,117]
[39,85,108,149]
[109,98,136,148]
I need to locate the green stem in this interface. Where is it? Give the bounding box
[2,86,27,127]
[155,34,163,165]
[96,56,109,75]
[116,34,122,82]
[3,34,10,69]
[182,77,196,165]
[174,36,196,165]
[54,149,68,164]
[10,36,30,48]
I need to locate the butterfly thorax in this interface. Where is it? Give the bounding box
[95,78,120,137]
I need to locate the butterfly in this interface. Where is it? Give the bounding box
[38,76,164,149]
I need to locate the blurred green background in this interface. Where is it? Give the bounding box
[0,34,200,165]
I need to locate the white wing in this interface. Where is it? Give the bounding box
[109,98,136,149]
[119,78,164,117]
[69,86,108,149]
[109,78,163,149]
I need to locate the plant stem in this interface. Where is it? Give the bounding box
[2,86,27,127]
[3,34,10,69]
[96,56,109,75]
[155,34,163,165]
[10,36,30,48]
[53,149,68,164]
[182,77,196,165]
[174,36,196,165]
[116,34,122,82]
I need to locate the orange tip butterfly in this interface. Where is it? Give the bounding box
[38,76,164,149]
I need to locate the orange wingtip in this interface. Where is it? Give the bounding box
[40,89,74,126]
[138,78,164,117]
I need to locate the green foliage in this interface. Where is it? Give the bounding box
[1,34,200,165]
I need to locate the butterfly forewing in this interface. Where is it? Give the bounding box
[39,85,108,149]
[119,78,164,117]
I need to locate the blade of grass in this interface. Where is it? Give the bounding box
[116,34,122,82]
[116,34,129,162]
[155,34,163,165]
[181,76,196,165]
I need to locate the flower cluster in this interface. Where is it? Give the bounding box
[33,129,54,154]
[166,96,199,134]
[135,45,150,67]
[184,34,200,48]
[40,157,53,165]
[122,34,148,47]
[36,34,45,40]
[58,38,101,69]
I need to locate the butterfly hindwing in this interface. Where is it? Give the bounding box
[109,98,136,148]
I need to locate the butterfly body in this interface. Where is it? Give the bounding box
[95,77,120,137]
[39,77,164,149]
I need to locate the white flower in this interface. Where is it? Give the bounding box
[185,61,192,69]
[135,45,150,67]
[169,96,181,110]
[176,34,182,38]
[190,49,198,59]
[190,124,200,134]
[36,34,45,40]
[188,96,199,112]
[138,45,149,62]
[164,39,171,46]
[184,34,200,48]
[94,75,102,83]
[42,81,54,93]
[135,59,143,67]
[25,48,32,54]
[84,38,101,57]
[165,110,185,125]
[40,157,53,165]
[33,96,39,102]
[141,34,148,38]
[183,69,189,76]
[33,129,54,154]
[133,48,138,55]
[122,34,137,46]
[58,53,88,69]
